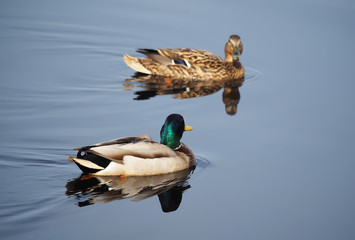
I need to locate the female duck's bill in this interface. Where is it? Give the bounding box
[68,114,195,176]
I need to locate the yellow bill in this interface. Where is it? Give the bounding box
[184,125,193,131]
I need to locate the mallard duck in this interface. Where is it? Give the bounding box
[124,35,244,80]
[68,114,194,176]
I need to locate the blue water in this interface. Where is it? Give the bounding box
[1,0,354,239]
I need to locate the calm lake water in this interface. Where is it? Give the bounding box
[1,0,354,239]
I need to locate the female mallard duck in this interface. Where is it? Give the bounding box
[68,114,194,176]
[124,35,244,80]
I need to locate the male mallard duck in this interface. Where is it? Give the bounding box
[68,114,194,176]
[124,35,244,80]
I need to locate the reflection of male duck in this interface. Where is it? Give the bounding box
[124,35,244,80]
[125,75,243,115]
[66,168,193,212]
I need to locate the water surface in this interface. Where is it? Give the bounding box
[1,0,354,239]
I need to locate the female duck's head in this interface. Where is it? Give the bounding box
[225,35,243,62]
[160,114,193,149]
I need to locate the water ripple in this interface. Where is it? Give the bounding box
[244,66,262,83]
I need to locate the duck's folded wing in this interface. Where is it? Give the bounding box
[75,136,155,150]
[157,48,222,62]
[137,49,172,65]
[74,136,177,163]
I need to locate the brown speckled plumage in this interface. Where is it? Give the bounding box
[124,35,244,80]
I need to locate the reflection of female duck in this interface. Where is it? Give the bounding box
[124,35,244,80]
[125,75,243,115]
[222,79,242,115]
[68,114,195,176]
[66,168,193,211]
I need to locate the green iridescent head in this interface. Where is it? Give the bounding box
[160,114,193,149]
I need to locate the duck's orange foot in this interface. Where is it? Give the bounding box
[80,174,94,180]
[164,77,172,87]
